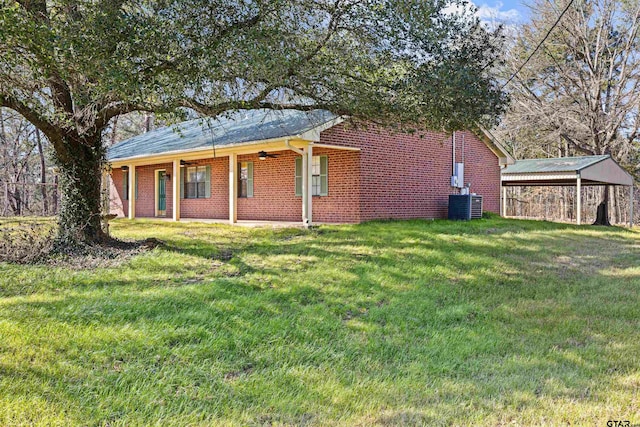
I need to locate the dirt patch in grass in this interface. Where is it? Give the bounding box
[44,237,165,269]
[0,220,164,268]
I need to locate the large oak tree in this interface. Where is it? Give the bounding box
[0,0,507,245]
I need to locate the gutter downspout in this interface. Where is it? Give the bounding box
[285,140,310,227]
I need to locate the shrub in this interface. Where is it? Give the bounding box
[0,221,56,264]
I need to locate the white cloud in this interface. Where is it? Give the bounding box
[442,1,522,24]
[441,0,522,35]
[475,2,522,24]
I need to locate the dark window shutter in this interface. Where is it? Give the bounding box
[123,171,129,201]
[180,167,185,199]
[320,155,328,196]
[247,162,254,197]
[205,165,211,198]
[295,157,302,196]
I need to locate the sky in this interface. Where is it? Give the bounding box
[472,0,530,25]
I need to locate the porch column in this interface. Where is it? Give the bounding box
[172,159,180,221]
[502,186,507,217]
[306,145,313,226]
[630,185,635,228]
[128,165,136,219]
[301,148,308,224]
[576,175,581,225]
[229,153,237,223]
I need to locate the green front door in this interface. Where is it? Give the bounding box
[158,171,166,215]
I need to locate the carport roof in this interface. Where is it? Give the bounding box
[502,155,609,174]
[502,155,634,186]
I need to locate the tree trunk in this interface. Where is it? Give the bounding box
[35,128,48,215]
[110,115,119,146]
[144,113,154,133]
[593,185,611,226]
[614,186,621,224]
[53,135,106,246]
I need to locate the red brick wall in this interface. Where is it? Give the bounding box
[108,124,501,222]
[319,124,501,220]
[454,130,501,214]
[110,168,129,217]
[237,151,300,221]
[313,148,361,223]
[180,157,228,219]
[237,149,361,223]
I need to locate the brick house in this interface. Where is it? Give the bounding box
[106,109,513,225]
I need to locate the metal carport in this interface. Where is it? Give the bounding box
[501,155,635,226]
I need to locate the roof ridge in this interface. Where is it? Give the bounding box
[516,154,609,162]
[576,154,610,170]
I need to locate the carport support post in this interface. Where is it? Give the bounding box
[172,159,180,221]
[229,153,237,224]
[630,185,634,228]
[502,186,507,217]
[128,165,136,220]
[576,175,581,225]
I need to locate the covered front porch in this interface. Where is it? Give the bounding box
[108,137,359,227]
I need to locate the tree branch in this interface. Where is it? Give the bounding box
[0,93,63,144]
[181,98,351,118]
[561,133,595,155]
[138,11,264,80]
[93,101,156,132]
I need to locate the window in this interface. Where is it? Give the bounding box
[123,170,138,200]
[311,156,322,196]
[295,155,327,196]
[238,162,254,198]
[181,165,210,199]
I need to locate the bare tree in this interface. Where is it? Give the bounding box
[498,0,640,224]
[0,108,55,216]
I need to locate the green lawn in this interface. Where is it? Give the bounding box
[1,217,639,426]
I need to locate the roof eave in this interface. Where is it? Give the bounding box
[108,135,306,165]
[475,125,515,166]
[107,116,346,165]
[298,116,345,141]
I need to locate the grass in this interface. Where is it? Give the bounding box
[1,216,639,426]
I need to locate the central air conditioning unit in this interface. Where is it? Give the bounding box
[448,194,483,220]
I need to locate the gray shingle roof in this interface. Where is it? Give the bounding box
[107,109,338,161]
[502,155,610,174]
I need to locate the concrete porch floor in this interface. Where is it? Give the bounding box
[149,218,336,228]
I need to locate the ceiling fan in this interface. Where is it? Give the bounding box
[258,151,278,160]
